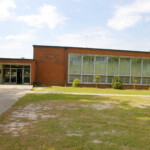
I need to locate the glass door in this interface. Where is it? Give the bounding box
[11,69,17,84]
[3,69,10,83]
[24,68,30,84]
[3,65,30,84]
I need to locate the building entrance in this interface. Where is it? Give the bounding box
[3,65,30,84]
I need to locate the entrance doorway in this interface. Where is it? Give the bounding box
[17,69,22,84]
[3,65,30,84]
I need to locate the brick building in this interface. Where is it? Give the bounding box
[0,45,150,89]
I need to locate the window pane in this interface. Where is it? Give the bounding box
[82,56,94,74]
[120,76,130,84]
[3,65,10,68]
[82,75,93,83]
[107,76,114,83]
[142,77,150,85]
[24,69,30,83]
[143,59,150,77]
[69,75,81,83]
[11,65,23,68]
[95,56,107,75]
[120,58,130,76]
[3,69,10,82]
[131,58,141,76]
[108,57,119,75]
[100,76,106,83]
[131,77,141,84]
[69,55,81,74]
[24,66,30,69]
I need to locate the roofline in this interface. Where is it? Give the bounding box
[0,58,34,61]
[33,45,150,53]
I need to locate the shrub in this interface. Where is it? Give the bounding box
[94,75,100,88]
[111,76,122,89]
[72,79,80,87]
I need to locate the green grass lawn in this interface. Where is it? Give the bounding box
[33,86,150,95]
[0,93,150,150]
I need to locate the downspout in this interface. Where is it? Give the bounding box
[64,47,68,87]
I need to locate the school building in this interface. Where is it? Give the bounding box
[0,45,150,89]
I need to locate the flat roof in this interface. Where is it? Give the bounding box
[0,58,34,61]
[33,45,150,53]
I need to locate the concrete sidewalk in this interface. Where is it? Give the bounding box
[0,85,32,115]
[31,91,150,97]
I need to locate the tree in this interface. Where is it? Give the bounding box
[132,77,138,89]
[94,75,100,88]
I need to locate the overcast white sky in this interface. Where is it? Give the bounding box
[1,0,150,58]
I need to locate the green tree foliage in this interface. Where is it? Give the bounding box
[72,79,80,87]
[132,77,138,89]
[112,76,122,89]
[94,75,100,88]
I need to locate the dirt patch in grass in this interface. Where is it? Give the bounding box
[11,103,59,121]
[81,104,113,110]
[0,100,123,138]
[92,140,103,144]
[0,101,114,137]
[55,103,77,110]
[0,122,31,136]
[66,130,83,137]
[138,104,150,108]
[0,102,62,136]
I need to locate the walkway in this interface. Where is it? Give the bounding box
[0,85,32,115]
[32,91,150,97]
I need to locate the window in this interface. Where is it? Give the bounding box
[69,75,81,82]
[3,69,10,82]
[3,65,30,84]
[120,76,130,84]
[24,69,30,83]
[108,57,119,75]
[82,75,93,83]
[3,65,10,68]
[11,69,17,83]
[142,77,150,85]
[107,76,114,84]
[68,54,150,85]
[82,56,94,74]
[69,55,81,74]
[100,76,106,83]
[132,77,141,85]
[131,58,141,76]
[143,59,150,77]
[95,56,107,75]
[120,58,130,76]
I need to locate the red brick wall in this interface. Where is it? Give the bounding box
[34,46,150,89]
[0,59,35,84]
[67,48,150,58]
[34,46,66,86]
